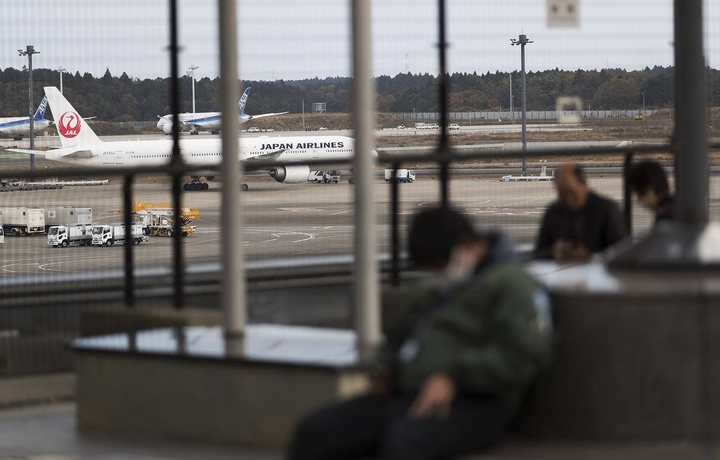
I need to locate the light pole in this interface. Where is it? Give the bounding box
[58,67,66,94]
[511,34,533,176]
[641,92,645,115]
[187,64,199,113]
[19,45,40,173]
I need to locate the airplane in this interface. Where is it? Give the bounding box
[156,87,288,135]
[9,87,371,192]
[0,96,52,140]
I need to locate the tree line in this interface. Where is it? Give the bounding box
[0,66,718,122]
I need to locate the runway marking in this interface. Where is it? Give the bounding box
[330,210,352,216]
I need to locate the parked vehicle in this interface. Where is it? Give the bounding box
[448,123,460,130]
[384,169,416,183]
[44,207,92,232]
[308,170,341,184]
[0,207,45,235]
[47,224,93,247]
[91,224,148,246]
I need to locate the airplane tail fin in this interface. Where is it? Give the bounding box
[44,86,102,148]
[238,87,251,115]
[33,96,49,121]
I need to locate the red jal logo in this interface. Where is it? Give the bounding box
[58,111,81,138]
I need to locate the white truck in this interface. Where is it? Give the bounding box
[44,207,92,232]
[384,169,416,183]
[91,223,148,246]
[0,207,45,235]
[47,224,93,247]
[308,170,341,184]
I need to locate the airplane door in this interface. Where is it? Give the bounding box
[241,147,249,161]
[115,151,124,164]
[313,148,320,159]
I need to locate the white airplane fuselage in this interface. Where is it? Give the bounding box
[47,135,355,168]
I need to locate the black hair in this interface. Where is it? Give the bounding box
[569,164,586,185]
[629,161,670,197]
[408,206,476,268]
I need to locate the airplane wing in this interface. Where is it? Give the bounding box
[247,111,289,121]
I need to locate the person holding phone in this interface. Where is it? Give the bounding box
[534,164,627,261]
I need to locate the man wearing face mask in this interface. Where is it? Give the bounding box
[287,207,553,460]
[535,163,627,262]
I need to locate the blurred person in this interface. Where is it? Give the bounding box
[535,163,627,261]
[287,206,553,460]
[628,161,674,225]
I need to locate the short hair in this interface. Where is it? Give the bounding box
[629,161,669,196]
[408,206,476,268]
[569,164,586,185]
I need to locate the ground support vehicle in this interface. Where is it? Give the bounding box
[91,224,148,246]
[384,169,416,183]
[47,224,93,247]
[308,171,341,184]
[44,207,92,232]
[0,207,45,235]
[124,203,199,237]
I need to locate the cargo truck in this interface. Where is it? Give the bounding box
[47,224,93,247]
[0,207,45,235]
[91,223,148,246]
[44,207,92,232]
[384,169,416,183]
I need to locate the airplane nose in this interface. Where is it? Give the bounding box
[372,149,378,158]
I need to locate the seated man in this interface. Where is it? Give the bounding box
[287,207,553,460]
[535,163,627,261]
[628,160,674,225]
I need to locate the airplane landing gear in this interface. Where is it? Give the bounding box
[349,168,356,184]
[183,176,210,191]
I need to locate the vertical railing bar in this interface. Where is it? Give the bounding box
[168,0,184,310]
[437,0,450,207]
[623,152,634,235]
[122,174,135,309]
[391,162,401,287]
[172,174,184,310]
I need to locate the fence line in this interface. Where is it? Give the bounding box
[394,110,659,122]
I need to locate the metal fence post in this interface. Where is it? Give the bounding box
[122,175,135,308]
[674,0,708,226]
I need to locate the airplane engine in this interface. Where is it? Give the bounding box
[269,165,311,183]
[162,123,173,135]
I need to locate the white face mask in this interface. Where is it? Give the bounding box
[445,242,487,282]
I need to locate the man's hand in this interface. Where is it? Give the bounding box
[369,366,391,396]
[552,239,591,262]
[408,372,456,420]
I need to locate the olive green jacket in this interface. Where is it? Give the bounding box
[379,263,553,410]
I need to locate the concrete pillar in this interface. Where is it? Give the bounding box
[219,0,246,336]
[351,0,380,353]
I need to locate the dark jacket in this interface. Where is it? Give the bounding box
[534,191,627,258]
[379,247,552,412]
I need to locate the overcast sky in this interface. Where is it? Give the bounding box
[2,0,719,81]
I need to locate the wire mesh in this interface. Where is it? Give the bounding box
[0,0,718,374]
